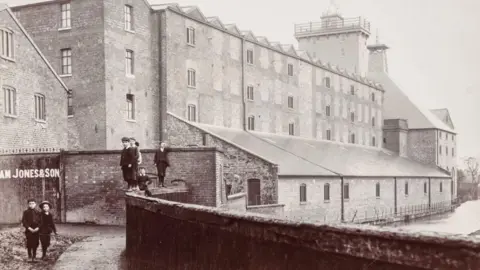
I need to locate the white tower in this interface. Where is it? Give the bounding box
[294,0,371,76]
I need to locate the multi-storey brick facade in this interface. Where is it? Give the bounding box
[0,4,68,153]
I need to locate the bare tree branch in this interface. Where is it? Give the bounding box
[464,157,479,183]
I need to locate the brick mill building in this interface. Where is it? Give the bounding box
[9,0,457,223]
[0,3,69,154]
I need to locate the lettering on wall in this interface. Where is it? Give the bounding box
[0,168,60,179]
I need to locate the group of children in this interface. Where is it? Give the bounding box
[21,199,57,263]
[120,137,170,196]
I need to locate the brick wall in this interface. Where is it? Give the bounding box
[166,113,279,204]
[0,8,68,152]
[408,129,436,166]
[126,194,480,270]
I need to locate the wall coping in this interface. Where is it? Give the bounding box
[247,204,285,209]
[126,194,480,269]
[227,193,246,200]
[63,147,223,155]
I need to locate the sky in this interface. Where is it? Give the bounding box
[6,0,480,165]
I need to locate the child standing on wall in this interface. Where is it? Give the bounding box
[21,199,40,263]
[137,167,153,197]
[38,201,57,261]
[154,141,170,187]
[120,137,137,192]
[129,138,141,191]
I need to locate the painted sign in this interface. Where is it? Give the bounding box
[0,168,60,179]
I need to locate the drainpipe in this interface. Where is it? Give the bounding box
[340,176,344,222]
[241,37,247,131]
[394,177,397,215]
[158,10,166,143]
[428,177,432,209]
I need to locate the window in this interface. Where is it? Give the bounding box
[350,112,355,122]
[288,64,293,76]
[439,132,442,139]
[424,182,427,194]
[1,29,14,59]
[405,182,409,196]
[186,27,195,45]
[371,92,375,102]
[343,183,349,199]
[288,122,295,136]
[440,182,443,192]
[187,104,196,122]
[34,94,46,121]
[350,85,355,95]
[452,135,455,141]
[324,183,330,201]
[446,133,449,140]
[326,129,331,140]
[3,86,16,116]
[452,148,455,157]
[299,184,307,202]
[247,115,255,130]
[324,77,331,88]
[325,105,331,116]
[61,48,72,75]
[125,50,134,75]
[446,147,449,155]
[60,3,71,29]
[126,94,135,120]
[383,137,386,144]
[246,49,253,64]
[287,96,294,109]
[439,145,442,155]
[187,69,196,87]
[350,133,355,144]
[372,136,376,146]
[246,86,254,101]
[67,90,73,116]
[372,117,375,127]
[375,182,380,198]
[124,5,133,31]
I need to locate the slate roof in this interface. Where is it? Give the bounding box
[192,122,450,178]
[368,72,455,133]
[430,108,455,130]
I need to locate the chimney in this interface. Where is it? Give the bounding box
[367,31,389,73]
[383,119,408,157]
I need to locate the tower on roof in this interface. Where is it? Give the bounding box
[367,30,390,73]
[294,1,371,76]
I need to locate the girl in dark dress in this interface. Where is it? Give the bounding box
[39,201,57,260]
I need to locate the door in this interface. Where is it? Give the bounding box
[247,179,261,206]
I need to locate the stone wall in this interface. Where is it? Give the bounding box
[126,194,480,270]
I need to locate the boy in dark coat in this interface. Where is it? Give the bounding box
[120,136,137,191]
[39,201,57,260]
[137,167,152,197]
[21,199,40,262]
[154,141,170,187]
[130,138,142,191]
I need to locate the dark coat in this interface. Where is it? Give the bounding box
[39,212,57,235]
[120,147,137,167]
[154,148,170,176]
[22,208,40,231]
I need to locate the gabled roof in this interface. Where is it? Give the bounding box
[269,42,283,51]
[151,3,182,12]
[224,24,241,35]
[1,4,68,93]
[281,44,297,56]
[241,30,257,42]
[180,6,207,22]
[368,71,455,133]
[430,108,455,130]
[296,50,312,61]
[256,36,271,46]
[206,16,225,29]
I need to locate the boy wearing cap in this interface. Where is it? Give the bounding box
[129,137,142,191]
[120,137,137,191]
[21,199,40,262]
[137,167,153,196]
[39,201,57,260]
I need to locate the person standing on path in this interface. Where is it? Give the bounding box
[154,141,170,187]
[21,199,40,262]
[120,137,137,191]
[38,201,57,260]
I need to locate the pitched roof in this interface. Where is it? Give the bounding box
[430,108,455,130]
[368,71,455,133]
[1,4,68,93]
[190,122,449,178]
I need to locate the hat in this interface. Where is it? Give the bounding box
[129,137,136,141]
[39,201,52,209]
[121,137,130,142]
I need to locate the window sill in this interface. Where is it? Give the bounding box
[246,99,254,102]
[376,196,381,199]
[67,115,74,118]
[4,114,18,119]
[187,43,196,47]
[343,199,350,202]
[187,86,196,89]
[126,119,136,123]
[1,55,15,62]
[324,200,330,203]
[126,74,135,79]
[246,63,254,66]
[35,119,47,124]
[124,29,135,34]
[300,202,307,205]
[58,27,71,32]
[59,74,72,78]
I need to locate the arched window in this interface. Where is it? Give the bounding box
[324,183,330,201]
[300,183,307,202]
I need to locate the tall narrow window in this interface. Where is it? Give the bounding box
[324,77,331,88]
[125,50,134,75]
[124,5,133,31]
[324,183,330,201]
[287,64,293,76]
[424,182,427,194]
[372,136,376,146]
[326,129,331,140]
[187,104,196,122]
[246,86,254,100]
[61,48,72,75]
[325,105,331,116]
[372,117,376,127]
[186,27,195,45]
[350,112,355,122]
[60,3,71,29]
[350,85,355,95]
[440,182,443,192]
[187,69,196,87]
[3,86,16,116]
[439,145,442,155]
[375,182,380,197]
[343,183,349,199]
[288,122,295,136]
[446,147,449,155]
[371,92,375,102]
[299,183,307,202]
[67,90,73,116]
[246,49,253,64]
[0,29,14,59]
[452,148,455,157]
[405,182,409,196]
[34,94,46,121]
[287,96,294,109]
[247,115,255,130]
[350,133,355,144]
[126,94,135,120]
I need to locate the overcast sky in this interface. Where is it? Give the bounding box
[7,0,480,164]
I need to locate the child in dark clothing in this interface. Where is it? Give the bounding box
[21,199,40,262]
[137,167,152,197]
[39,201,57,260]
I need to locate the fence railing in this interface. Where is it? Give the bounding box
[294,17,371,35]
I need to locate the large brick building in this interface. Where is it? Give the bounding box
[10,0,457,222]
[0,4,68,153]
